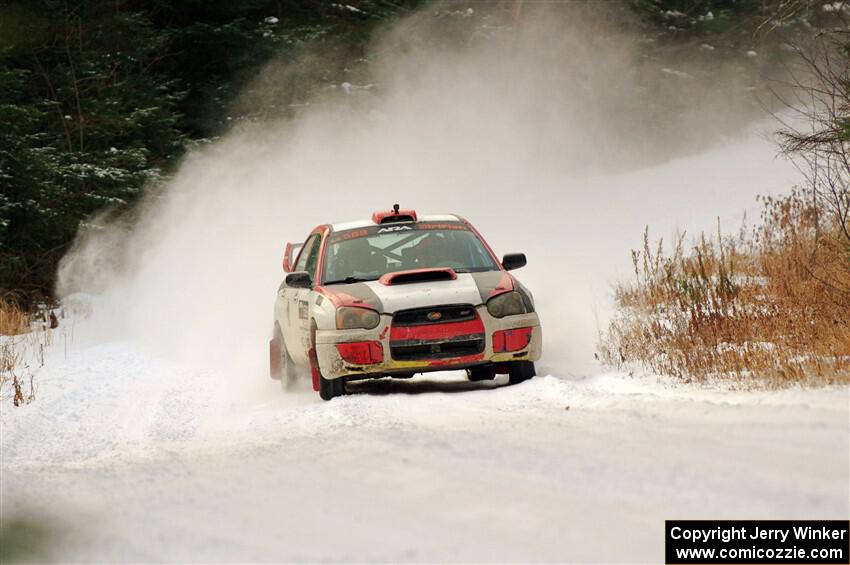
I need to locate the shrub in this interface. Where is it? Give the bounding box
[599,191,850,386]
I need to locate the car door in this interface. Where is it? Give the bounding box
[285,233,322,364]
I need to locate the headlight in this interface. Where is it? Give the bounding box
[336,307,380,330]
[486,291,527,318]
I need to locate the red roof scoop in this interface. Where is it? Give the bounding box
[372,203,417,224]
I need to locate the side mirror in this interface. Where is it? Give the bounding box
[502,253,527,271]
[285,271,313,289]
[283,243,293,273]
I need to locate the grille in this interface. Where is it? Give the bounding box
[390,334,485,361]
[392,304,476,326]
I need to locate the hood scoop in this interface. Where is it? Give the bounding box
[379,268,457,286]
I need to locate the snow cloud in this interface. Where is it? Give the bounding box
[57,2,798,385]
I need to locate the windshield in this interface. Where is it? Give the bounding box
[322,222,499,284]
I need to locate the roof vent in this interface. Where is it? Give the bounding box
[372,204,417,224]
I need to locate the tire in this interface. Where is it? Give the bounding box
[508,361,536,385]
[467,365,496,381]
[319,373,345,401]
[272,325,296,391]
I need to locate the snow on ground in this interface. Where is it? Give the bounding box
[2,335,847,563]
[3,127,847,562]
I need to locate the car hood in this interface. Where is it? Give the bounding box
[320,271,511,314]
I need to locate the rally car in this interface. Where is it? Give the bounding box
[269,206,542,400]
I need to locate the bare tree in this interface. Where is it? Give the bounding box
[759,4,850,301]
[773,21,850,246]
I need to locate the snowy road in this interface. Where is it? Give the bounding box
[2,339,847,563]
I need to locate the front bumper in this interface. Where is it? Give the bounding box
[315,307,542,380]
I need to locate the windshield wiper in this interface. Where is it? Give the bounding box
[323,276,375,285]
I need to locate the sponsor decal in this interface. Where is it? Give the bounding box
[418,223,469,231]
[330,221,470,243]
[298,300,309,320]
[329,229,369,244]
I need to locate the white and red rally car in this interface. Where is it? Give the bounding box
[270,206,542,400]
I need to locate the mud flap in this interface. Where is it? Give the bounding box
[269,339,281,380]
[308,347,320,391]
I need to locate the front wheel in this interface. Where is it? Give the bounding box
[508,361,535,385]
[319,374,345,401]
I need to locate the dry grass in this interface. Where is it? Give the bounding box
[598,191,850,387]
[0,342,34,407]
[0,296,51,406]
[0,295,31,336]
